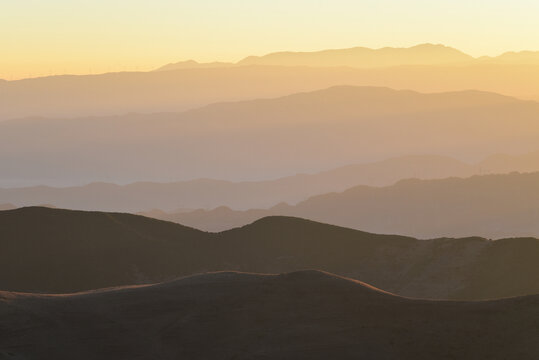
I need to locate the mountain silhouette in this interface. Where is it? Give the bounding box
[154,171,539,239]
[2,86,539,186]
[2,207,539,300]
[3,61,539,121]
[0,155,482,211]
[154,60,234,71]
[238,43,474,67]
[1,270,538,360]
[4,152,537,212]
[157,44,476,71]
[479,50,539,65]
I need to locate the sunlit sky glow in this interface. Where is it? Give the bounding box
[2,0,539,79]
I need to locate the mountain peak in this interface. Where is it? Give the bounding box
[154,60,233,72]
[237,43,473,67]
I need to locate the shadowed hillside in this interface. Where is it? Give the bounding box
[2,86,539,186]
[158,172,539,239]
[2,207,539,300]
[1,270,538,360]
[0,207,207,293]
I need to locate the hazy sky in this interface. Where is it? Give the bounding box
[2,0,539,79]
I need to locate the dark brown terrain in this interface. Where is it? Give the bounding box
[1,271,538,360]
[2,207,539,300]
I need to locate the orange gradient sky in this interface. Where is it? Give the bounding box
[2,0,539,79]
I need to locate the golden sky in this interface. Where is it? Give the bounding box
[2,0,539,79]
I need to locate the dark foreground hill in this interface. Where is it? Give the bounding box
[2,207,539,300]
[1,271,538,360]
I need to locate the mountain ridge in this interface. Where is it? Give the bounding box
[4,61,539,122]
[155,44,539,72]
[238,43,474,67]
[2,85,539,186]
[2,206,539,300]
[7,153,539,211]
[149,171,539,239]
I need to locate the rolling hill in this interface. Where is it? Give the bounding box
[1,270,538,360]
[2,86,539,187]
[2,207,539,300]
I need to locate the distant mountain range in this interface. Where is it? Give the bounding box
[2,86,539,186]
[155,44,539,71]
[478,50,539,65]
[4,154,539,212]
[145,171,539,239]
[3,47,539,121]
[2,270,538,360]
[237,43,473,67]
[2,207,539,301]
[154,60,234,71]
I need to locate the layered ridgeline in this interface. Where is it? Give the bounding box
[237,44,539,67]
[3,51,539,121]
[2,86,539,186]
[2,271,538,360]
[148,171,539,239]
[2,207,539,300]
[158,44,473,70]
[5,153,539,211]
[237,43,473,67]
[156,44,539,70]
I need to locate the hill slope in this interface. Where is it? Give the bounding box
[1,270,538,360]
[2,207,539,300]
[0,207,207,292]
